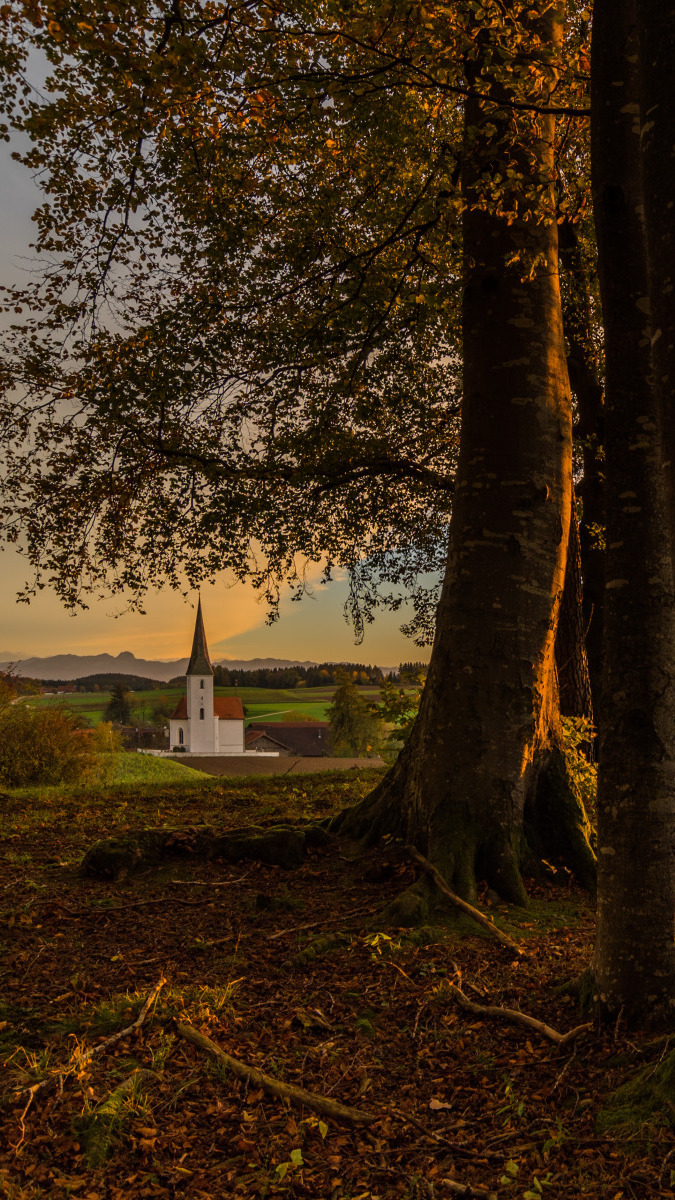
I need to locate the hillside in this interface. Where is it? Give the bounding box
[2,651,321,682]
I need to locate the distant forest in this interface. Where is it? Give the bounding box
[35,662,427,692]
[186,662,390,689]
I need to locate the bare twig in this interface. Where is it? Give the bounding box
[11,980,165,1114]
[386,1105,475,1153]
[406,846,524,956]
[440,1179,494,1197]
[175,1021,375,1125]
[55,897,206,915]
[450,984,592,1047]
[170,872,251,887]
[267,905,376,941]
[89,979,165,1060]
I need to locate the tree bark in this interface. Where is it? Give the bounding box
[335,2,595,909]
[558,216,605,715]
[591,0,675,1019]
[636,2,675,559]
[555,493,594,721]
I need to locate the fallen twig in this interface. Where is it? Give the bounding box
[450,984,592,1047]
[54,897,206,915]
[175,1021,375,1125]
[441,1179,494,1197]
[89,979,165,1060]
[267,905,377,941]
[11,980,164,1113]
[385,1105,478,1156]
[169,872,251,887]
[405,846,524,956]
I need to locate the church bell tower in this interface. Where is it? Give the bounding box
[185,597,217,753]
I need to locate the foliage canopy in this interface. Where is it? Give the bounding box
[0,0,591,640]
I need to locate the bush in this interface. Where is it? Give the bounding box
[0,704,98,787]
[560,716,597,818]
[91,722,124,755]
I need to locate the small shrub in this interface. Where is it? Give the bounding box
[91,721,124,755]
[0,704,97,787]
[561,716,597,817]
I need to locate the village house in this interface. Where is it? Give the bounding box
[245,722,332,756]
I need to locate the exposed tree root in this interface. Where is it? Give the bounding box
[450,985,593,1047]
[331,737,596,914]
[81,824,332,880]
[175,1022,375,1125]
[406,847,524,956]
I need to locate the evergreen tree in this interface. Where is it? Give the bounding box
[328,675,382,757]
[104,682,132,725]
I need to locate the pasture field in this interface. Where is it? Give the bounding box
[25,683,388,726]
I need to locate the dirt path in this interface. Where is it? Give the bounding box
[168,754,385,776]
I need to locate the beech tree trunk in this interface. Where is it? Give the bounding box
[336,2,595,910]
[558,217,605,715]
[636,1,675,554]
[591,0,675,1018]
[555,494,593,721]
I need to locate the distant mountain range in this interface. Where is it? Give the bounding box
[0,650,321,682]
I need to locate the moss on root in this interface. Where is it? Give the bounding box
[81,823,332,881]
[596,1049,675,1139]
[383,882,430,927]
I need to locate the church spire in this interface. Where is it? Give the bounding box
[186,597,214,676]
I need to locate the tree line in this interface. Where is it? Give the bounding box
[208,663,388,689]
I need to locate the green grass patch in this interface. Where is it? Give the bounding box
[101,752,213,786]
[597,1048,675,1140]
[244,701,330,722]
[0,768,381,865]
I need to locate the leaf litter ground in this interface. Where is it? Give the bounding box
[1,770,673,1199]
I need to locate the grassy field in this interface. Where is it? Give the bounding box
[100,752,214,785]
[26,683,386,726]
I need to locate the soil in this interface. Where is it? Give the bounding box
[1,772,673,1198]
[167,756,385,777]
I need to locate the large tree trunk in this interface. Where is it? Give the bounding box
[591,0,675,1018]
[555,493,594,721]
[336,2,595,910]
[558,217,605,716]
[636,1,675,555]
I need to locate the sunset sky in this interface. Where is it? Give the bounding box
[1,545,424,664]
[0,128,431,668]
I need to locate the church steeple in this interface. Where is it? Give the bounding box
[186,597,214,676]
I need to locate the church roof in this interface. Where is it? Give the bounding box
[186,598,214,676]
[170,695,244,721]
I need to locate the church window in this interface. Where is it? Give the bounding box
[178,728,184,745]
[200,679,204,689]
[200,708,205,720]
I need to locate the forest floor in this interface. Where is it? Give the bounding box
[1,770,674,1199]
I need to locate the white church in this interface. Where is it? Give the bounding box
[168,600,245,755]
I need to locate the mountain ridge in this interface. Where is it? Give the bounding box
[1,651,321,682]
